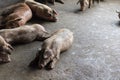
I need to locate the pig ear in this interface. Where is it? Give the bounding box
[53,9,58,15]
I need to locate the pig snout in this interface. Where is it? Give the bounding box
[38,49,54,69]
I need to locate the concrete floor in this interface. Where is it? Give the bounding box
[0,0,120,80]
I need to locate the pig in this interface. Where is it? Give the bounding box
[1,3,32,29]
[29,28,73,69]
[0,36,13,63]
[0,24,50,63]
[25,0,58,22]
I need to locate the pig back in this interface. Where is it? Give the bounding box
[45,28,73,52]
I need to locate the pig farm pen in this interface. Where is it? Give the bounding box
[0,0,120,80]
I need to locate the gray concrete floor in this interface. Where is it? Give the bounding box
[0,0,120,80]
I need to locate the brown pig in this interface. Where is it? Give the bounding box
[25,0,58,22]
[0,24,50,63]
[0,36,13,63]
[1,3,32,29]
[0,24,49,44]
[29,28,73,69]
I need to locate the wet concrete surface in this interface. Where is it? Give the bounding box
[0,0,120,80]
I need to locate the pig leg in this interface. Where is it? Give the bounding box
[55,0,64,4]
[88,0,91,8]
[80,1,85,11]
[97,0,100,3]
[88,0,92,8]
[0,54,11,63]
[93,0,95,4]
[46,50,60,69]
[46,57,59,69]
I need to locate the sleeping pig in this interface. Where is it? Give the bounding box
[0,24,50,63]
[25,0,58,22]
[1,3,32,29]
[29,28,73,69]
[0,24,49,44]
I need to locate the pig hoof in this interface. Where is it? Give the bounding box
[45,61,55,70]
[80,9,84,11]
[29,60,38,68]
[29,56,40,68]
[38,63,45,69]
[0,54,11,63]
[46,65,54,70]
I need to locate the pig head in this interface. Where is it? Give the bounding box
[0,36,14,63]
[1,3,32,29]
[29,28,73,70]
[25,0,58,22]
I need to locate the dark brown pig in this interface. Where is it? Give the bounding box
[25,0,58,22]
[0,36,13,63]
[29,28,73,69]
[1,3,32,29]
